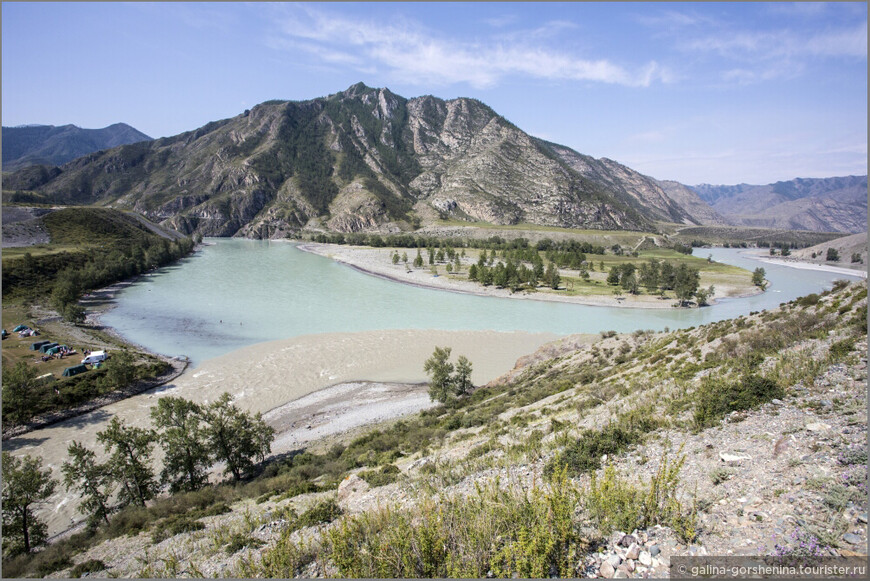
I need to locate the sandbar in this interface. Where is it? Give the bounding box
[6,328,559,537]
[298,243,760,308]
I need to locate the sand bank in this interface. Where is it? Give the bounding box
[740,250,867,279]
[6,328,558,537]
[298,243,726,309]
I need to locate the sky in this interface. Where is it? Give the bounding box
[2,2,866,185]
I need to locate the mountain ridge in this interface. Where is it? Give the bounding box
[2,84,724,238]
[2,123,152,172]
[690,176,867,233]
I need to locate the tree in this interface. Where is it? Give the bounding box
[2,361,38,425]
[673,264,700,306]
[751,267,766,287]
[104,350,137,389]
[453,356,474,396]
[826,247,840,262]
[61,442,114,528]
[423,346,454,403]
[204,393,274,482]
[695,285,715,307]
[62,302,87,324]
[413,249,423,268]
[2,452,56,556]
[96,417,157,508]
[151,397,211,493]
[545,263,561,289]
[392,252,399,265]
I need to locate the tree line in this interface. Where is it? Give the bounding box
[607,260,713,306]
[3,235,196,323]
[2,394,274,558]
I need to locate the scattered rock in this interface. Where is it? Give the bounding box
[805,422,831,432]
[843,533,863,545]
[719,451,752,464]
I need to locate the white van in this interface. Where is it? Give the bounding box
[82,350,108,365]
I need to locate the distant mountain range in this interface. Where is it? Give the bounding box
[2,123,152,172]
[690,176,867,234]
[2,85,864,237]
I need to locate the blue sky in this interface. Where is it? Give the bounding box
[2,2,866,185]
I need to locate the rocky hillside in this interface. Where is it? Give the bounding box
[4,84,723,239]
[22,280,866,578]
[2,123,152,172]
[691,176,867,233]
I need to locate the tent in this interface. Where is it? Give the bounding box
[62,365,88,377]
[13,325,29,332]
[39,343,59,353]
[31,340,52,351]
[1,329,8,339]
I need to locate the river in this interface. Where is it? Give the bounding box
[101,240,863,365]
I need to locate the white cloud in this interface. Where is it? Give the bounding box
[269,5,668,89]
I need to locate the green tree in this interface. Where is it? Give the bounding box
[96,417,157,507]
[695,285,715,307]
[2,452,56,556]
[413,249,424,268]
[392,252,399,265]
[103,350,137,389]
[468,263,479,281]
[423,346,454,403]
[62,302,87,324]
[751,267,766,287]
[673,264,700,306]
[151,397,211,493]
[61,442,114,528]
[826,247,840,262]
[1,361,38,424]
[545,263,561,289]
[204,393,275,482]
[453,356,474,396]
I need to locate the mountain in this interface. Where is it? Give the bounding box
[2,123,152,172]
[3,84,721,238]
[690,176,867,233]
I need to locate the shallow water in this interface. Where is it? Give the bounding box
[101,241,864,365]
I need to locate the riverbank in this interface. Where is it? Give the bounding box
[736,248,868,279]
[7,328,566,537]
[297,243,761,308]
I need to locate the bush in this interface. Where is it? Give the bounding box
[829,337,857,360]
[296,499,343,529]
[359,464,401,488]
[693,374,784,430]
[584,452,696,542]
[545,409,662,476]
[69,559,106,577]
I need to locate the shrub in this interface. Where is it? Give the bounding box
[829,337,856,360]
[296,499,343,529]
[693,374,784,430]
[545,409,662,476]
[584,451,696,542]
[359,464,401,487]
[69,559,106,577]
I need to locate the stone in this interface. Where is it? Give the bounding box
[608,554,622,568]
[599,560,615,578]
[625,543,640,560]
[805,422,831,432]
[336,474,370,510]
[649,544,661,557]
[639,551,652,566]
[843,533,863,545]
[613,570,628,579]
[857,513,868,524]
[618,533,636,547]
[720,451,752,464]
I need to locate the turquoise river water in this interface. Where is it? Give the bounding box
[101,240,864,365]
